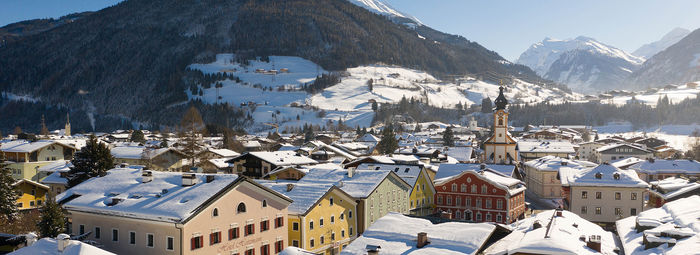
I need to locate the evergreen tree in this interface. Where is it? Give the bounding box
[67,135,115,187]
[130,130,146,143]
[367,79,374,92]
[37,197,65,238]
[414,124,422,133]
[443,126,455,146]
[304,125,314,142]
[481,97,493,113]
[0,156,19,221]
[371,101,378,112]
[376,125,398,154]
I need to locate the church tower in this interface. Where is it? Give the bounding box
[64,113,71,137]
[483,87,518,164]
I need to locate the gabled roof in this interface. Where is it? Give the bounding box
[342,212,495,255]
[207,148,240,158]
[435,169,525,196]
[229,151,318,167]
[357,163,423,187]
[12,178,50,190]
[258,181,355,215]
[37,160,72,173]
[568,163,649,188]
[56,168,289,223]
[596,143,651,153]
[111,146,183,160]
[628,159,700,174]
[356,134,380,143]
[649,177,700,200]
[524,156,596,172]
[435,163,517,180]
[299,168,411,198]
[517,139,576,154]
[1,140,75,153]
[9,236,115,255]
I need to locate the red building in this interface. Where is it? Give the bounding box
[434,168,526,224]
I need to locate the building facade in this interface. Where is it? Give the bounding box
[483,87,518,164]
[1,141,76,181]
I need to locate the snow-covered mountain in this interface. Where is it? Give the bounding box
[628,28,700,90]
[633,28,690,59]
[517,36,644,93]
[348,0,422,26]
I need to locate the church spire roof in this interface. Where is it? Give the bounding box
[494,86,508,110]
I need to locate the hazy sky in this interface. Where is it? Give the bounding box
[2,0,699,61]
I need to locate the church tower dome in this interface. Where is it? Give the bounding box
[494,86,508,110]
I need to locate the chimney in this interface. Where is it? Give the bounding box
[417,232,430,248]
[561,161,568,166]
[141,170,153,183]
[206,175,215,183]
[555,208,563,217]
[366,245,381,255]
[286,183,295,192]
[348,168,355,178]
[57,233,71,252]
[532,220,542,229]
[480,163,486,170]
[586,235,601,252]
[182,173,198,186]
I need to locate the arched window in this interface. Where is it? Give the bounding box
[237,202,246,213]
[498,118,504,126]
[262,200,267,208]
[212,208,219,217]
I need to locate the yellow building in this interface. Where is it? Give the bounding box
[355,163,436,216]
[13,179,49,210]
[0,141,76,181]
[260,182,358,255]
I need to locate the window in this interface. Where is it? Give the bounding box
[615,208,622,216]
[275,217,284,228]
[497,200,503,209]
[245,224,255,236]
[461,184,467,192]
[476,212,482,221]
[275,240,284,253]
[37,200,42,206]
[452,183,457,191]
[229,227,240,240]
[456,210,461,219]
[595,207,602,215]
[237,203,247,213]
[292,222,299,231]
[167,236,174,251]
[476,198,482,208]
[465,197,471,207]
[340,213,345,221]
[210,231,221,245]
[496,214,502,222]
[446,196,452,205]
[320,235,325,244]
[331,215,335,224]
[30,201,35,207]
[329,197,334,206]
[129,231,136,245]
[481,185,487,194]
[79,225,85,235]
[437,196,443,205]
[615,192,621,200]
[581,206,587,214]
[309,221,314,230]
[349,210,353,218]
[320,218,324,227]
[262,200,267,208]
[147,233,154,248]
[112,229,119,242]
[350,227,354,236]
[631,192,637,200]
[260,220,270,232]
[292,240,299,247]
[631,208,637,216]
[595,192,602,199]
[310,238,315,248]
[486,213,492,222]
[471,185,477,193]
[341,229,346,238]
[486,199,492,208]
[191,236,204,250]
[245,248,254,255]
[455,197,461,206]
[331,232,336,241]
[95,227,101,239]
[581,191,588,199]
[213,208,219,217]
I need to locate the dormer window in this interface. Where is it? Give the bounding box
[613,173,620,180]
[595,173,602,179]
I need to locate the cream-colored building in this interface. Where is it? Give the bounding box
[523,156,595,199]
[577,141,604,162]
[57,168,292,255]
[0,140,76,181]
[564,163,648,224]
[483,87,518,164]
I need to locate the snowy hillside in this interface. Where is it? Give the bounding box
[633,28,690,59]
[186,54,580,132]
[517,36,644,93]
[601,82,700,106]
[347,0,422,25]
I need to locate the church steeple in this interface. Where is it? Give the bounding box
[64,113,71,137]
[494,86,508,110]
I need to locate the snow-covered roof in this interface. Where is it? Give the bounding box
[37,160,72,173]
[207,158,233,169]
[596,143,651,153]
[258,181,351,215]
[9,236,115,255]
[443,146,474,162]
[616,195,700,255]
[341,212,495,255]
[110,146,178,160]
[517,139,576,154]
[524,155,596,172]
[628,159,700,174]
[610,157,645,169]
[649,177,700,200]
[321,144,357,160]
[240,151,318,166]
[1,140,74,153]
[356,134,380,143]
[41,171,68,185]
[299,168,408,198]
[484,210,618,255]
[0,139,29,150]
[12,178,50,190]
[357,163,423,187]
[567,163,649,188]
[207,148,240,158]
[435,164,517,180]
[243,140,261,148]
[334,142,369,151]
[435,169,525,196]
[56,168,245,223]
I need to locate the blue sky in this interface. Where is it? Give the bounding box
[2,0,699,61]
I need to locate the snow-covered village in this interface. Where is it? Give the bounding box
[2,0,700,255]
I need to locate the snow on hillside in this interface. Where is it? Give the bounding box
[518,36,644,76]
[633,27,691,59]
[348,0,422,25]
[310,65,580,111]
[602,83,700,106]
[596,122,700,151]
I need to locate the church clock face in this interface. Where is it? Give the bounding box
[497,111,504,117]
